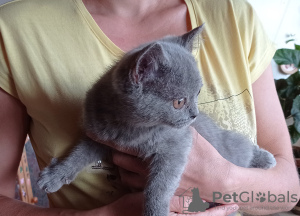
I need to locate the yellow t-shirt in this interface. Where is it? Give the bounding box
[0,0,275,210]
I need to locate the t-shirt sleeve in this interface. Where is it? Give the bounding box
[234,0,276,83]
[0,33,19,98]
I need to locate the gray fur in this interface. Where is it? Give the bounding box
[192,113,276,169]
[38,25,276,216]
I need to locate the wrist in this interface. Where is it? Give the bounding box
[197,160,241,202]
[222,162,245,194]
[205,163,248,205]
[213,161,241,198]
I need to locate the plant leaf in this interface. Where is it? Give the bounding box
[291,95,300,133]
[284,98,294,118]
[275,76,300,118]
[295,44,300,51]
[288,125,300,144]
[286,71,300,86]
[273,49,300,68]
[275,79,288,94]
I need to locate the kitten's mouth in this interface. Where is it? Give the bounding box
[173,118,195,128]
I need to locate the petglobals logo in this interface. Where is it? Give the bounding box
[213,191,298,203]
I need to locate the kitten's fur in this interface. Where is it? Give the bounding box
[38,26,276,216]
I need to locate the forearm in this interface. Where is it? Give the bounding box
[0,195,100,216]
[224,156,300,215]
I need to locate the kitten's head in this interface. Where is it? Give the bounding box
[113,25,204,128]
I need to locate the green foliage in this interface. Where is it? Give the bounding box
[292,96,300,133]
[295,44,300,51]
[288,125,300,144]
[274,48,300,143]
[273,49,300,67]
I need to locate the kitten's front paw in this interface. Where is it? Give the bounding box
[250,148,276,169]
[37,158,76,193]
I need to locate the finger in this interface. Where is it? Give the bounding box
[200,204,239,216]
[86,130,138,155]
[170,196,239,216]
[119,168,147,190]
[107,192,145,216]
[169,195,185,213]
[189,126,198,137]
[170,195,209,214]
[190,126,223,157]
[112,150,149,175]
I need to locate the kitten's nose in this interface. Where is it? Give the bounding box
[189,107,199,119]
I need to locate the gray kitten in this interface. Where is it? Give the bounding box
[37,26,276,216]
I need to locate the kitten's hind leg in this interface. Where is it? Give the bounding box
[249,145,276,169]
[37,135,110,193]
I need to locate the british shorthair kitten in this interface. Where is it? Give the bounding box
[38,25,276,216]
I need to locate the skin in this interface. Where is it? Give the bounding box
[81,0,192,52]
[0,0,298,215]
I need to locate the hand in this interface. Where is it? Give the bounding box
[169,205,239,216]
[175,128,234,201]
[97,128,234,199]
[86,130,149,190]
[85,192,144,216]
[112,150,149,190]
[169,195,239,216]
[86,192,238,216]
[168,206,238,216]
[86,128,234,197]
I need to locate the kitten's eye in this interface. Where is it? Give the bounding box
[173,98,186,109]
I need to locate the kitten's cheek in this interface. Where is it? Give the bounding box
[118,168,147,190]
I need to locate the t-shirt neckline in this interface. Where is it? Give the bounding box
[74,0,199,56]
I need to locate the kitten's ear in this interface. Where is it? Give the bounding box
[180,23,205,52]
[131,43,166,85]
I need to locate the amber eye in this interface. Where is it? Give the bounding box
[173,98,186,109]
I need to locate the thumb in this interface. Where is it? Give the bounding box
[170,196,185,214]
[170,195,209,214]
[206,204,239,216]
[170,195,239,216]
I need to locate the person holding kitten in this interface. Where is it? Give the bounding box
[0,0,299,216]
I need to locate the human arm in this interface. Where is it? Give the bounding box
[227,64,300,213]
[227,64,299,213]
[0,87,83,215]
